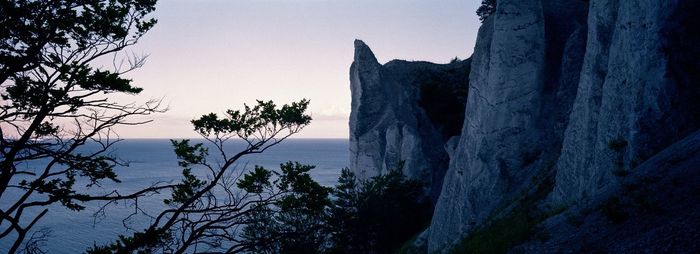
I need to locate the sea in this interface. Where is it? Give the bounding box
[0,139,348,253]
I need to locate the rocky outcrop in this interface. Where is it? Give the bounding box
[551,0,700,204]
[349,40,470,200]
[424,0,700,252]
[514,130,700,253]
[348,0,700,252]
[428,0,588,251]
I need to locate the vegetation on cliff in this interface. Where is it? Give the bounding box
[243,166,431,254]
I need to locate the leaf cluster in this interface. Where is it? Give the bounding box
[326,168,432,254]
[476,0,497,22]
[1,0,157,71]
[192,99,312,139]
[87,228,171,254]
[241,162,332,254]
[237,165,273,194]
[163,168,206,206]
[1,0,157,106]
[242,165,431,254]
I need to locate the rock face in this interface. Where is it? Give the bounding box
[428,0,588,250]
[514,130,700,253]
[425,0,700,252]
[349,40,471,200]
[347,0,700,252]
[551,0,700,204]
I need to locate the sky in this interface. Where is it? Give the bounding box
[115,0,482,138]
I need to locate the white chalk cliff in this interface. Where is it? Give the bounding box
[348,0,700,252]
[349,40,470,200]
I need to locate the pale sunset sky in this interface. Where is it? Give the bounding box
[115,0,482,138]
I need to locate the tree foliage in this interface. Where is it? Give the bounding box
[240,162,331,254]
[2,2,432,253]
[476,0,497,22]
[90,99,313,253]
[244,165,432,254]
[0,1,162,253]
[326,167,432,254]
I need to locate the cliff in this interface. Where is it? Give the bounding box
[348,0,700,252]
[349,40,471,200]
[427,0,700,252]
[515,130,700,253]
[427,0,588,250]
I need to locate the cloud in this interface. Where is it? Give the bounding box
[310,112,349,121]
[309,104,349,121]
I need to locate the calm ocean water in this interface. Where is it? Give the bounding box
[0,139,348,253]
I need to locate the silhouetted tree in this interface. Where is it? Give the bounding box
[240,165,431,254]
[239,162,331,254]
[327,167,432,254]
[326,168,362,253]
[0,1,163,253]
[89,99,314,253]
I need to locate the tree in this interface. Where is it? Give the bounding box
[476,0,497,22]
[326,167,432,254]
[90,99,314,253]
[0,1,163,253]
[240,162,331,254]
[238,165,432,254]
[326,168,364,253]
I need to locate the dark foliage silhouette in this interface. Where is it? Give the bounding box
[476,0,497,22]
[0,1,162,252]
[89,99,314,253]
[326,167,432,254]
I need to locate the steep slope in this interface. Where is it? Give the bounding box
[514,130,700,253]
[427,0,700,252]
[428,0,588,251]
[551,0,700,204]
[347,0,700,252]
[349,40,471,200]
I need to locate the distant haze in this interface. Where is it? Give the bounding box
[115,0,481,138]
